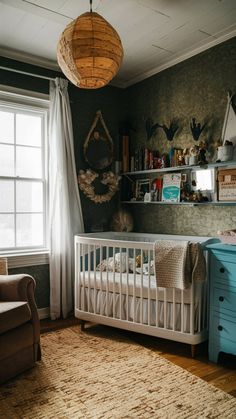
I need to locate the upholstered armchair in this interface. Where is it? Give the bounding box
[0,258,41,384]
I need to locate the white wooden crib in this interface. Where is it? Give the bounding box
[74,232,217,356]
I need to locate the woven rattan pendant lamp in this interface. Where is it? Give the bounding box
[57,0,123,89]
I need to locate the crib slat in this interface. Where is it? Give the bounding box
[133,248,136,323]
[75,242,80,311]
[156,279,159,328]
[119,246,122,320]
[113,246,115,318]
[126,247,129,321]
[106,246,109,317]
[173,288,176,331]
[100,245,103,316]
[148,249,151,326]
[88,244,91,313]
[164,288,167,329]
[93,244,96,314]
[141,249,143,324]
[82,245,86,312]
[181,289,184,333]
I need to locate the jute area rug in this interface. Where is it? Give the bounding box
[0,326,236,419]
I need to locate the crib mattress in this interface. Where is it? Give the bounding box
[79,271,203,304]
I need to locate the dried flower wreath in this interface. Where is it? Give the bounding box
[78,169,121,204]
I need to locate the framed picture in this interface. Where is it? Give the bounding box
[162,173,181,202]
[135,179,151,200]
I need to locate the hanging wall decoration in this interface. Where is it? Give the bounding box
[78,110,120,204]
[83,110,113,170]
[159,119,179,141]
[190,118,207,141]
[78,169,120,204]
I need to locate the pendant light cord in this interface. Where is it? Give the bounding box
[90,0,92,12]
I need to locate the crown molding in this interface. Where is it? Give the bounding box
[122,28,236,89]
[0,46,60,72]
[1,28,235,90]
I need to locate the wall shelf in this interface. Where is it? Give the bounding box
[121,200,236,206]
[122,160,236,176]
[121,160,236,206]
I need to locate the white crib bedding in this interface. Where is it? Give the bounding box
[79,271,204,304]
[79,287,201,333]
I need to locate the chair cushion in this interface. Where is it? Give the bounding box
[0,301,31,334]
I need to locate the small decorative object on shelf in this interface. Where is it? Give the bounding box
[189,145,199,165]
[198,140,208,165]
[190,117,206,141]
[217,140,234,162]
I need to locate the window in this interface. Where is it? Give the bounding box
[0,98,48,253]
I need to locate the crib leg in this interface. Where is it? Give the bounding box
[80,320,86,331]
[191,344,196,358]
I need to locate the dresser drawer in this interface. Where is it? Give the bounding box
[211,258,236,287]
[212,286,236,316]
[211,312,236,344]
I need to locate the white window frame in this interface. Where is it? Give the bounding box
[0,87,49,267]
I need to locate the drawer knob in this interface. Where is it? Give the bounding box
[219,296,224,302]
[220,267,225,273]
[218,325,223,331]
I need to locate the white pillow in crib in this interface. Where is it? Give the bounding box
[96,253,135,273]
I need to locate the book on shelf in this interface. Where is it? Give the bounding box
[122,135,129,172]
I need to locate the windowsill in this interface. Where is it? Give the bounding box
[0,250,49,268]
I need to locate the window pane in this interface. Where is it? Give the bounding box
[0,214,15,248]
[16,214,43,247]
[0,111,14,143]
[0,144,14,176]
[16,181,43,212]
[16,146,42,178]
[16,114,41,146]
[0,180,14,212]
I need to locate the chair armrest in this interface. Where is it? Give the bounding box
[0,274,40,344]
[0,274,35,301]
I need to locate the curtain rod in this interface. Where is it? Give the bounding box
[0,65,56,82]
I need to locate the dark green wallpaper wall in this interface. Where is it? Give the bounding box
[123,37,236,236]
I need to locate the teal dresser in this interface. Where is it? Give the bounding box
[206,243,236,363]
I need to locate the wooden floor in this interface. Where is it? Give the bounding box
[40,317,236,398]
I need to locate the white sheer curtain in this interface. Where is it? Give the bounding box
[49,78,84,320]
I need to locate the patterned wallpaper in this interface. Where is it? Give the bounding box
[123,37,236,236]
[9,264,50,309]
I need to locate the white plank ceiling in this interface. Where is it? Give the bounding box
[0,0,235,87]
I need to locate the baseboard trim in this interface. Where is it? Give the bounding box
[38,307,50,320]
